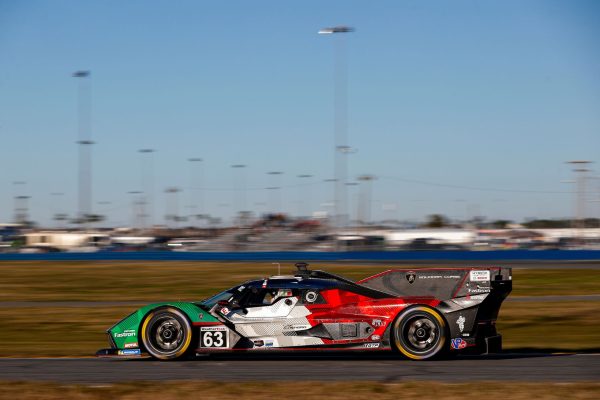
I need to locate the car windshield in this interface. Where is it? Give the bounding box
[199,288,236,308]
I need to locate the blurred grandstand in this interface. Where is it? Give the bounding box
[2,214,600,253]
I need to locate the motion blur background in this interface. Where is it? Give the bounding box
[1,0,600,254]
[1,2,600,398]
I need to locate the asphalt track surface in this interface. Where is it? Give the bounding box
[1,353,599,383]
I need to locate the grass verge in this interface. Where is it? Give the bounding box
[1,261,600,302]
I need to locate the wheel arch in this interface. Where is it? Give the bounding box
[138,305,195,359]
[391,303,450,360]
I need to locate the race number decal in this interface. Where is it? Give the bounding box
[200,326,229,348]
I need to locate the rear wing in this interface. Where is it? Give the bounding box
[358,267,512,301]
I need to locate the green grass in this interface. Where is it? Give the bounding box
[1,261,599,302]
[0,381,599,400]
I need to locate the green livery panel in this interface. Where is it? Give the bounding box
[108,302,217,350]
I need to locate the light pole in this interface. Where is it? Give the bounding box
[51,192,66,228]
[319,25,354,230]
[357,175,377,225]
[267,171,284,213]
[297,174,313,218]
[12,181,27,225]
[73,70,93,230]
[345,182,359,227]
[138,149,155,230]
[188,158,203,226]
[231,164,247,225]
[567,161,593,236]
[164,187,181,229]
[127,191,143,229]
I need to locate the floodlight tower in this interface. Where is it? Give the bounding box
[188,158,203,226]
[138,149,156,230]
[319,25,354,230]
[567,160,593,236]
[357,175,377,225]
[73,70,93,230]
[231,164,247,225]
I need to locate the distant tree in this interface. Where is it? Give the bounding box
[491,220,512,229]
[523,219,571,229]
[424,214,449,228]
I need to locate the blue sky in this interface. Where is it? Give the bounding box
[1,0,599,226]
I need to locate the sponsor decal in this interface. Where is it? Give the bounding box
[406,272,416,284]
[456,315,466,333]
[451,338,467,350]
[118,349,141,356]
[462,333,470,337]
[418,275,461,279]
[364,343,380,348]
[115,329,136,338]
[467,288,490,294]
[238,285,245,292]
[371,319,384,327]
[198,313,203,319]
[262,280,268,288]
[123,342,138,349]
[371,335,381,341]
[277,289,293,297]
[470,270,490,282]
[284,324,311,331]
[253,340,264,347]
[265,340,274,347]
[220,307,230,315]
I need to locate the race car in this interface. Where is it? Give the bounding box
[96,263,512,360]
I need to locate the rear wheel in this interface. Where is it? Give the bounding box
[141,307,192,360]
[392,305,447,360]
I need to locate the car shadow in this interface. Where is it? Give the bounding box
[127,349,571,363]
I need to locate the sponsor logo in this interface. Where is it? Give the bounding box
[115,329,136,338]
[200,326,228,332]
[364,343,380,348]
[456,315,466,332]
[253,340,264,347]
[419,275,461,279]
[470,270,490,282]
[467,288,490,294]
[371,319,384,327]
[123,342,138,349]
[406,272,416,284]
[371,335,381,341]
[265,340,274,347]
[284,324,311,331]
[220,307,230,315]
[462,333,470,337]
[118,349,141,356]
[451,338,467,350]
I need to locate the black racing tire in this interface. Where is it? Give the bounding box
[140,307,193,360]
[392,305,447,360]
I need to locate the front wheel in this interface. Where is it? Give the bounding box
[392,305,447,360]
[140,307,192,360]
